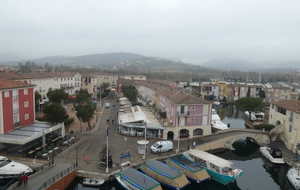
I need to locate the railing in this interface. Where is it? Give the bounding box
[37,164,77,190]
[177,111,189,116]
[14,121,20,128]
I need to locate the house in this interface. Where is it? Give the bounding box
[269,100,300,153]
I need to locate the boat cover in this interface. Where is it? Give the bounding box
[187,149,233,168]
[168,155,203,172]
[144,160,183,179]
[119,168,160,189]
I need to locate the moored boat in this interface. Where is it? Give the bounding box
[0,156,33,179]
[139,160,190,190]
[287,164,300,190]
[211,109,228,132]
[82,178,104,187]
[182,149,243,185]
[115,168,162,190]
[165,155,210,183]
[259,144,285,164]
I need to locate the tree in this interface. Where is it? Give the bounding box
[35,91,42,111]
[73,89,95,129]
[43,103,69,124]
[259,89,266,100]
[235,97,263,121]
[47,89,68,103]
[247,86,251,97]
[121,85,137,102]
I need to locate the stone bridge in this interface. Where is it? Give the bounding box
[195,128,270,151]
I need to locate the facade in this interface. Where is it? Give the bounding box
[94,73,118,90]
[0,79,35,134]
[81,73,97,98]
[124,75,146,81]
[269,100,300,153]
[201,82,218,101]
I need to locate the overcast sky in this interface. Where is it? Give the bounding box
[1,0,300,64]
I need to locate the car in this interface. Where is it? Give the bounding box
[105,103,110,108]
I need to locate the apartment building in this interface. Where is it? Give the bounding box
[93,73,118,90]
[200,82,218,101]
[0,79,35,134]
[81,73,97,98]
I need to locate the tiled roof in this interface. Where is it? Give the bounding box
[271,100,300,114]
[0,72,30,80]
[22,72,51,79]
[0,79,35,90]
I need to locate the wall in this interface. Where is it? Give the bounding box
[46,169,77,190]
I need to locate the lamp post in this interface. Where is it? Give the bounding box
[176,131,180,153]
[106,124,109,174]
[158,130,161,156]
[76,147,78,167]
[144,121,147,159]
[187,135,190,150]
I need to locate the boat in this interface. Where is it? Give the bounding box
[287,164,300,190]
[82,178,105,187]
[244,111,264,120]
[259,144,285,164]
[0,156,33,179]
[139,160,190,190]
[182,149,244,185]
[115,168,162,190]
[165,155,210,183]
[211,109,228,132]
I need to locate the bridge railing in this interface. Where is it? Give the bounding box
[37,164,77,190]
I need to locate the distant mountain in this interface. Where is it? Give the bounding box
[202,58,259,71]
[0,52,23,62]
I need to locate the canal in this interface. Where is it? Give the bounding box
[66,106,294,190]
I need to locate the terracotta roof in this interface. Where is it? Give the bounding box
[0,79,35,90]
[0,72,30,80]
[271,100,300,114]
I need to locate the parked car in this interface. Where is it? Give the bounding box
[150,141,173,153]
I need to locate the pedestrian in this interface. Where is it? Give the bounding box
[22,173,28,186]
[17,172,23,186]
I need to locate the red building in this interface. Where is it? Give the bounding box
[0,79,35,134]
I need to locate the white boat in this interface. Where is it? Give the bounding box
[213,101,221,106]
[0,156,33,179]
[183,149,244,185]
[244,111,264,120]
[82,178,105,187]
[211,109,228,132]
[287,164,300,190]
[259,144,285,164]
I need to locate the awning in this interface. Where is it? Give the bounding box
[120,123,164,130]
[0,122,63,145]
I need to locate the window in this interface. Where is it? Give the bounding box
[4,91,9,97]
[188,106,195,110]
[24,89,28,95]
[188,118,195,122]
[13,90,18,100]
[290,112,294,122]
[289,125,292,133]
[272,104,274,109]
[24,101,28,108]
[24,114,29,120]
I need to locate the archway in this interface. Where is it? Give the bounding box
[167,131,174,140]
[193,128,203,136]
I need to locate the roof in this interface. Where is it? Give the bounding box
[186,149,233,168]
[0,122,63,145]
[119,168,160,190]
[271,100,300,114]
[143,160,183,179]
[0,79,35,90]
[169,155,204,172]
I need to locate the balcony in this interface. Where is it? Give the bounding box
[177,111,189,116]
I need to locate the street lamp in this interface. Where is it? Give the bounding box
[158,130,161,156]
[144,121,147,159]
[76,147,78,167]
[187,135,190,150]
[176,131,180,153]
[106,124,109,174]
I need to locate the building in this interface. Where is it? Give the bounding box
[81,73,98,98]
[93,73,119,90]
[269,99,300,153]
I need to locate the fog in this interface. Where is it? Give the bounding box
[1,0,300,65]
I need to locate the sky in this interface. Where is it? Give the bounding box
[1,0,300,64]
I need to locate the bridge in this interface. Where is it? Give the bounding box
[193,128,270,152]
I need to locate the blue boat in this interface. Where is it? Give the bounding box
[165,155,210,183]
[139,160,190,190]
[115,168,162,190]
[183,149,244,185]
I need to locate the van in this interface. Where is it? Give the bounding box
[150,140,173,154]
[105,103,110,108]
